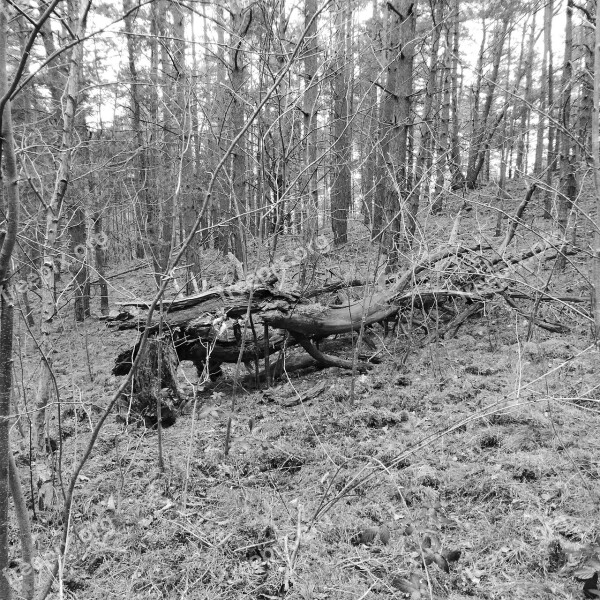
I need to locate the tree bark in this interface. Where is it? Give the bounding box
[303,0,320,246]
[533,7,548,179]
[34,0,90,510]
[0,7,18,595]
[495,28,513,236]
[449,0,464,189]
[213,4,230,255]
[123,0,148,260]
[395,0,416,248]
[410,1,442,218]
[543,0,555,219]
[557,0,576,270]
[373,0,416,250]
[592,0,600,338]
[577,0,594,158]
[373,1,402,241]
[229,1,251,271]
[465,13,487,185]
[360,0,380,227]
[515,11,537,177]
[331,0,352,246]
[148,0,165,284]
[432,14,452,214]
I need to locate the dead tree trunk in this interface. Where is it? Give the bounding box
[111,223,579,412]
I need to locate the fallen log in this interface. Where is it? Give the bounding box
[109,239,583,424]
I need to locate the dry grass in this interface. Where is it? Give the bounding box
[7,181,600,599]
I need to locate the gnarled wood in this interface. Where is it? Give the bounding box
[111,238,582,405]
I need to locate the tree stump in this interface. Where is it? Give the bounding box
[119,337,181,428]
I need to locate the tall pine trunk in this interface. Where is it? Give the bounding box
[515,12,537,177]
[591,0,600,337]
[410,2,442,219]
[543,0,555,218]
[449,0,464,189]
[228,2,251,271]
[0,7,21,595]
[303,0,320,245]
[331,1,352,246]
[432,16,452,214]
[557,0,576,270]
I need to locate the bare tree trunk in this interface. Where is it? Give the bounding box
[171,2,198,291]
[331,0,351,246]
[505,19,528,179]
[303,0,320,246]
[449,0,464,188]
[410,1,442,218]
[191,11,203,246]
[578,0,594,158]
[592,1,600,338]
[34,0,90,510]
[495,29,513,236]
[124,0,147,260]
[68,202,90,322]
[0,8,19,596]
[466,13,487,184]
[70,114,92,322]
[396,0,416,249]
[93,209,108,315]
[148,0,164,284]
[360,0,379,227]
[373,1,403,242]
[228,1,251,271]
[515,11,536,177]
[212,5,229,255]
[557,0,576,270]
[432,15,452,214]
[543,0,555,219]
[158,0,174,275]
[533,11,548,179]
[0,292,13,599]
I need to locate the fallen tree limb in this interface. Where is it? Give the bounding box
[295,336,373,372]
[500,292,570,333]
[281,381,328,407]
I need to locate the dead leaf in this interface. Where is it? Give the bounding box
[576,564,600,580]
[351,527,378,546]
[432,553,449,573]
[391,576,417,594]
[378,525,391,545]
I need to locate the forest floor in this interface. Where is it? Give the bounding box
[8,181,600,600]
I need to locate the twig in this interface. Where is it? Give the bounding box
[282,504,303,593]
